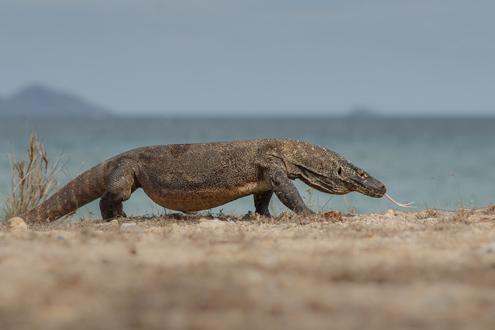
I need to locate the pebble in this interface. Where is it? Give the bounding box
[98,219,120,229]
[198,218,226,229]
[7,217,29,232]
[483,242,495,254]
[384,209,397,218]
[120,222,144,233]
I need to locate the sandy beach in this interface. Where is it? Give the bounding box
[1,207,495,330]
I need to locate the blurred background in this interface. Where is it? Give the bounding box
[1,0,494,216]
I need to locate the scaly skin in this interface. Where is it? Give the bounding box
[18,139,387,222]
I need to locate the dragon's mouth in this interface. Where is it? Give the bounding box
[304,178,349,195]
[350,176,387,198]
[299,168,350,195]
[297,164,386,198]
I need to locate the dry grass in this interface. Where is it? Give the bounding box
[450,208,476,224]
[1,209,495,330]
[1,134,62,221]
[483,204,495,215]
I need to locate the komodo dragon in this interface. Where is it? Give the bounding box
[14,139,388,222]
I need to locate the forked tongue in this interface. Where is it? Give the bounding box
[385,193,415,208]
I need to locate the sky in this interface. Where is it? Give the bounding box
[0,0,494,116]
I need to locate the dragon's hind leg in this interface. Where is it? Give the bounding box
[100,160,138,220]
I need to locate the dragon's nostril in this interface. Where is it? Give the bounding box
[380,184,387,193]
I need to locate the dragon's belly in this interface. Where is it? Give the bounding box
[143,181,271,212]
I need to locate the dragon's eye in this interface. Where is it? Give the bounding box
[337,167,343,176]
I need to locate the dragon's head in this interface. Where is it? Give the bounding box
[275,140,386,198]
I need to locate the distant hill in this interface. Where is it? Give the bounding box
[0,84,113,118]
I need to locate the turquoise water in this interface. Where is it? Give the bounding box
[1,117,494,218]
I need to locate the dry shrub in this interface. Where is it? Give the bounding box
[1,134,62,221]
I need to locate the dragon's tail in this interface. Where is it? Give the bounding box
[18,162,108,223]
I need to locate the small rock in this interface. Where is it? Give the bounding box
[7,217,29,232]
[483,242,495,254]
[198,218,226,229]
[385,209,397,218]
[120,222,144,233]
[98,219,120,229]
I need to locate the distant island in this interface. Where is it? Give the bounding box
[0,84,112,118]
[346,106,381,118]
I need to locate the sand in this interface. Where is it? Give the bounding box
[1,207,495,330]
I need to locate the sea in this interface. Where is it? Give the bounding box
[0,117,494,218]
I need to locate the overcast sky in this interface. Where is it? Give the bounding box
[1,0,494,115]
